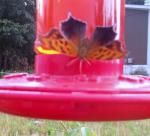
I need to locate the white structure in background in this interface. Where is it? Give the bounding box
[124,65,150,75]
[145,0,150,5]
[125,4,150,75]
[126,5,150,65]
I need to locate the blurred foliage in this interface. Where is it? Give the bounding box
[126,0,145,5]
[0,0,35,71]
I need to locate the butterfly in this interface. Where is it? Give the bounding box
[36,15,126,62]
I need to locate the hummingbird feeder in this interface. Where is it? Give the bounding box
[0,0,150,121]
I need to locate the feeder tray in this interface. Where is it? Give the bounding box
[1,0,150,122]
[0,55,150,121]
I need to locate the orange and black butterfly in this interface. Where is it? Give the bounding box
[37,15,126,61]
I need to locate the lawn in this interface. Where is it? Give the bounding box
[0,113,150,136]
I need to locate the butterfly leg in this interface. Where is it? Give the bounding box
[79,58,92,74]
[83,58,92,66]
[66,58,92,74]
[66,57,80,67]
[79,59,84,74]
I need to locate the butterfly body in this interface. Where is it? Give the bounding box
[75,38,90,59]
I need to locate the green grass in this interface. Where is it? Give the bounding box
[1,113,150,136]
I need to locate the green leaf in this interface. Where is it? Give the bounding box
[65,129,79,136]
[81,127,97,136]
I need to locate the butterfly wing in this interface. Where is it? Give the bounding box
[86,41,126,60]
[38,29,77,56]
[61,15,86,45]
[92,26,116,45]
[106,40,126,59]
[86,26,126,60]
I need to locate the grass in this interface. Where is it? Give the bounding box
[1,113,150,136]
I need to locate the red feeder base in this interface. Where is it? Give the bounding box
[0,72,150,121]
[35,55,124,76]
